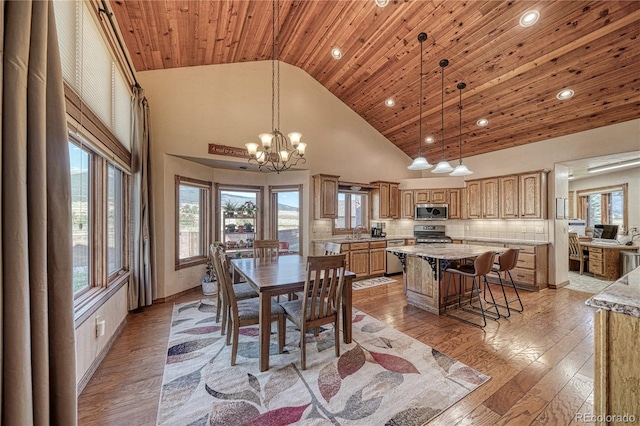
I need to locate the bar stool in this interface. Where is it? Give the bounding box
[444,250,500,328]
[485,248,523,317]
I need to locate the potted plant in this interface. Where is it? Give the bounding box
[223,200,238,218]
[225,223,236,233]
[241,200,258,217]
[243,222,254,232]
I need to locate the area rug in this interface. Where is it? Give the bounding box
[565,271,613,294]
[156,299,490,425]
[352,276,397,290]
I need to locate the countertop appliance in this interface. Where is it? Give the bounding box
[413,225,452,244]
[415,203,448,220]
[386,239,406,275]
[568,219,587,236]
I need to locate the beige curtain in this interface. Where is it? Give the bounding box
[129,86,156,309]
[2,1,77,424]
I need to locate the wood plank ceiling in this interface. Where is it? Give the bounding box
[111,0,640,162]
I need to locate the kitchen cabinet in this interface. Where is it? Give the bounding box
[372,181,399,219]
[369,241,387,275]
[415,190,430,204]
[350,246,370,276]
[313,174,339,219]
[482,178,500,219]
[499,175,519,219]
[400,190,414,219]
[519,172,546,219]
[466,181,482,219]
[449,189,463,219]
[414,189,449,204]
[506,243,548,291]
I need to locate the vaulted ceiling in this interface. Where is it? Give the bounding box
[111,0,640,163]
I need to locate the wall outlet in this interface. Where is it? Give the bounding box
[521,227,527,233]
[536,227,544,234]
[465,225,470,231]
[95,316,106,338]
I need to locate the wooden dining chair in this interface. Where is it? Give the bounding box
[324,242,342,255]
[569,232,589,274]
[212,246,285,365]
[279,254,346,370]
[213,245,258,335]
[253,239,280,259]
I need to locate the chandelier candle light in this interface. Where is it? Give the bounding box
[450,82,473,176]
[408,32,433,171]
[245,0,306,173]
[432,59,454,173]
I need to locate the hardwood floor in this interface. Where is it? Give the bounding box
[78,280,597,425]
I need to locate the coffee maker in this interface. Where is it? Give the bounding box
[371,222,385,237]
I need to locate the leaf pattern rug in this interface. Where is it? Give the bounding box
[157,299,490,425]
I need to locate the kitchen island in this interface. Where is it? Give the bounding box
[387,244,505,314]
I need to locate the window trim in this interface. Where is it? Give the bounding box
[175,175,212,270]
[269,184,303,254]
[215,183,264,243]
[106,163,129,282]
[577,183,628,229]
[333,189,370,235]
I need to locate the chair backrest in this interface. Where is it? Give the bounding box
[568,232,581,258]
[324,242,342,255]
[302,255,346,322]
[474,251,497,276]
[212,246,236,309]
[253,239,279,259]
[497,248,519,272]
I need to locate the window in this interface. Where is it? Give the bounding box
[70,142,91,295]
[69,140,130,298]
[107,164,124,275]
[334,190,369,233]
[578,184,628,230]
[176,176,212,268]
[270,186,302,253]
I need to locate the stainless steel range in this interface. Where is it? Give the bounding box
[413,225,452,244]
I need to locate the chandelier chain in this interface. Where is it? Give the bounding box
[418,37,423,156]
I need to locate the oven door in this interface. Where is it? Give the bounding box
[415,204,448,220]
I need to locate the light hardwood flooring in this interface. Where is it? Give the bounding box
[78,279,596,425]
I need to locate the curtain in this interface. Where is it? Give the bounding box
[1,1,77,424]
[129,86,156,309]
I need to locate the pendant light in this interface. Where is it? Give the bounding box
[432,59,454,173]
[450,82,473,176]
[407,32,433,171]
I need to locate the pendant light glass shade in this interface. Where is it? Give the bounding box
[450,82,473,176]
[407,32,432,171]
[432,59,452,173]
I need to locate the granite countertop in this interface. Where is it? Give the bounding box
[313,236,414,244]
[586,266,640,317]
[449,236,550,246]
[386,243,506,260]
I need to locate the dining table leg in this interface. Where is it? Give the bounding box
[342,277,353,343]
[259,293,271,372]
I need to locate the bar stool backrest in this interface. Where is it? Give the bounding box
[497,248,519,272]
[474,251,497,276]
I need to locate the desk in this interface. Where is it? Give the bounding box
[230,255,355,371]
[579,242,639,280]
[386,244,506,314]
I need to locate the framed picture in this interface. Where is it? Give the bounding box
[556,197,566,219]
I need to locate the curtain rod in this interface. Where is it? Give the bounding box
[99,0,141,89]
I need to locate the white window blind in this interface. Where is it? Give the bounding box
[53,0,132,151]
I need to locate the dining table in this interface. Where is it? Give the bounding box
[230,255,356,372]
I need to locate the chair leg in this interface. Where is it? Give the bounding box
[221,302,228,335]
[215,294,222,323]
[278,314,285,354]
[226,315,232,346]
[300,326,307,370]
[484,272,511,318]
[334,320,340,358]
[505,271,524,312]
[231,321,239,366]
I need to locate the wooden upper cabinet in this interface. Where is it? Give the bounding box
[466,181,482,219]
[499,175,519,219]
[431,189,449,204]
[520,172,547,218]
[371,181,398,219]
[415,190,430,203]
[313,174,339,219]
[482,178,500,219]
[400,190,414,219]
[449,189,463,219]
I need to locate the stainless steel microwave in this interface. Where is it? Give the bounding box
[415,203,448,220]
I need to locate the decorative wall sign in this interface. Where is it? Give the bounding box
[208,143,250,158]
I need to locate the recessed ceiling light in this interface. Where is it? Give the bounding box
[375,0,389,6]
[519,10,540,27]
[425,136,434,144]
[476,118,489,127]
[331,47,342,59]
[556,88,575,101]
[385,98,395,107]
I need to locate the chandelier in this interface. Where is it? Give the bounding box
[450,82,473,176]
[245,0,306,173]
[407,32,433,171]
[432,59,454,173]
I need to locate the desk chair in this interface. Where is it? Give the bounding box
[569,232,588,274]
[279,255,346,370]
[444,251,499,328]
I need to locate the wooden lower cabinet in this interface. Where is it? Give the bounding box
[370,248,386,275]
[594,309,640,424]
[350,249,370,276]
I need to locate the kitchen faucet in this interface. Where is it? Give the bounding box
[352,226,364,239]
